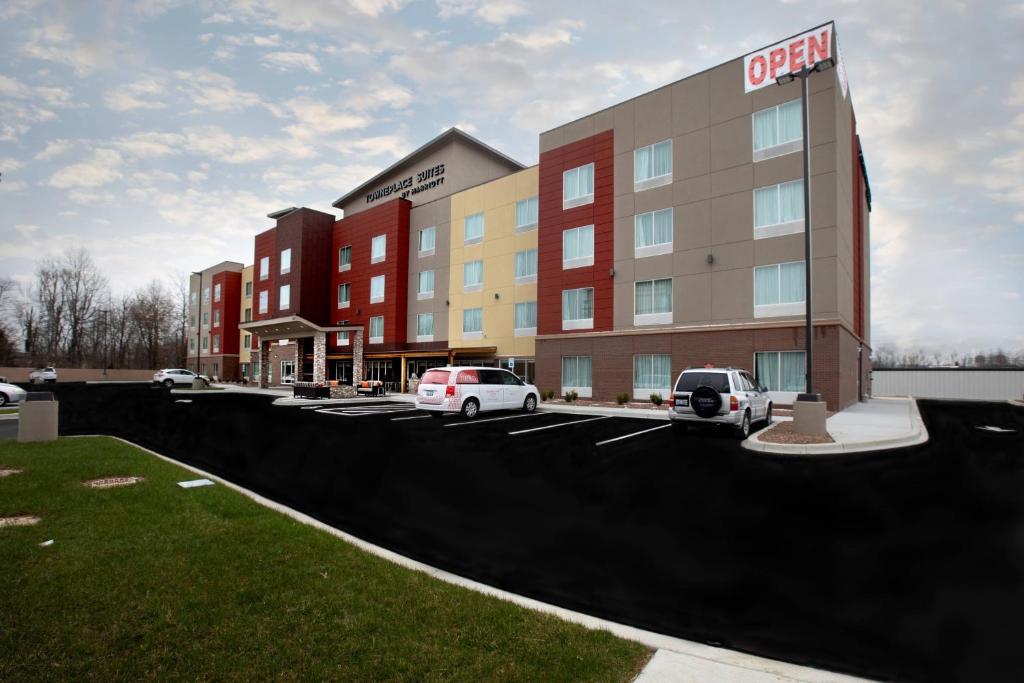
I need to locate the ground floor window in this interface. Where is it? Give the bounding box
[633,354,672,399]
[508,358,535,384]
[330,360,352,384]
[407,358,446,382]
[561,356,592,398]
[240,362,249,379]
[365,359,397,390]
[280,360,295,383]
[755,351,805,392]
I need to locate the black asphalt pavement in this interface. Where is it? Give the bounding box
[36,383,1024,682]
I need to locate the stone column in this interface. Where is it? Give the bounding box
[294,341,302,381]
[313,332,326,385]
[352,328,364,383]
[258,339,270,388]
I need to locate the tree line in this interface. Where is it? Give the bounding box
[0,248,188,370]
[871,346,1024,369]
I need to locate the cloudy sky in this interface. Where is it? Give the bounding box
[1,0,1021,352]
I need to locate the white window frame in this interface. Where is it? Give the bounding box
[634,278,673,326]
[754,261,806,318]
[202,287,210,303]
[634,208,674,258]
[514,301,537,337]
[418,227,436,257]
[515,196,539,232]
[632,354,673,401]
[464,212,484,245]
[369,316,383,344]
[338,245,352,272]
[258,290,268,314]
[259,256,269,281]
[202,311,209,327]
[369,275,385,303]
[514,248,538,284]
[278,284,291,310]
[416,313,434,342]
[280,248,291,275]
[753,180,805,239]
[563,162,595,210]
[336,330,350,347]
[561,287,594,331]
[371,235,386,264]
[562,224,595,269]
[752,99,803,162]
[213,309,221,328]
[202,336,208,350]
[754,350,807,402]
[462,307,483,340]
[245,281,252,298]
[337,283,350,309]
[243,334,251,349]
[634,139,673,192]
[463,260,483,292]
[417,270,434,300]
[212,334,220,353]
[213,283,222,302]
[560,355,593,398]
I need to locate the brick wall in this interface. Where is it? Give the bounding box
[253,227,276,320]
[211,270,242,355]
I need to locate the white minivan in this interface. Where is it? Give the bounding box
[415,366,539,419]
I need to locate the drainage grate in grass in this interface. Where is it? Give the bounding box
[84,476,145,489]
[0,515,40,528]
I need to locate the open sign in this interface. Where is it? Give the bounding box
[743,23,833,93]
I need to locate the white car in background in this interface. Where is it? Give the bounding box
[0,381,28,407]
[415,366,539,419]
[153,369,209,388]
[28,367,58,383]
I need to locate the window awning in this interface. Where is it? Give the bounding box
[239,315,363,341]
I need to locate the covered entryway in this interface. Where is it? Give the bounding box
[239,316,364,391]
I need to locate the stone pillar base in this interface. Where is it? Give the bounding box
[18,401,58,443]
[792,400,828,436]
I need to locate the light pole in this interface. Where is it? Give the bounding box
[775,57,834,402]
[191,271,201,376]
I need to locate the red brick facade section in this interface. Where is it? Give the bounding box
[274,208,334,325]
[210,270,241,354]
[330,198,410,352]
[252,228,276,321]
[536,130,614,335]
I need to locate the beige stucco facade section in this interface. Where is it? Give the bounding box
[448,166,539,359]
[238,264,253,368]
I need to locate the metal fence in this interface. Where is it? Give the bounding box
[872,369,1024,401]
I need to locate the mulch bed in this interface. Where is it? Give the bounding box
[758,421,834,445]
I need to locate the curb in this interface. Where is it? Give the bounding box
[538,402,669,420]
[742,400,929,455]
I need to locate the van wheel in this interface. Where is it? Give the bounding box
[461,398,480,419]
[523,394,537,413]
[736,411,751,439]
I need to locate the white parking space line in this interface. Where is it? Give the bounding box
[391,414,431,421]
[508,416,609,436]
[443,413,541,428]
[595,423,672,447]
[316,406,420,417]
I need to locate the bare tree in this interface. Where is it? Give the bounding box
[60,249,108,365]
[0,277,17,364]
[129,281,176,369]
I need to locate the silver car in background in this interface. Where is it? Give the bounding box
[29,367,58,383]
[153,369,209,388]
[0,381,28,407]
[667,366,772,439]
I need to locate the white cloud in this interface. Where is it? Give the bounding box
[48,149,124,189]
[14,224,39,239]
[104,79,167,111]
[0,180,29,193]
[344,76,413,110]
[0,74,73,141]
[112,131,186,159]
[0,157,23,172]
[35,139,76,160]
[182,125,317,164]
[276,98,372,140]
[499,24,577,51]
[187,170,208,183]
[21,22,115,75]
[436,0,526,24]
[173,68,263,112]
[67,189,116,205]
[261,51,322,73]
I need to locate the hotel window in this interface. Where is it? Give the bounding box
[416,313,434,342]
[561,287,594,330]
[756,351,806,393]
[190,291,196,305]
[462,307,483,339]
[369,316,384,344]
[336,330,350,346]
[464,212,484,244]
[514,248,538,283]
[338,245,352,271]
[563,162,595,209]
[214,283,222,302]
[337,283,350,308]
[370,275,385,303]
[419,227,436,256]
[259,256,269,281]
[634,139,672,191]
[634,208,673,258]
[633,354,672,399]
[279,249,291,275]
[213,310,221,328]
[752,99,802,161]
[258,290,268,314]
[417,270,434,300]
[245,281,252,297]
[202,336,208,350]
[279,284,291,310]
[202,311,209,327]
[514,301,537,336]
[561,356,592,398]
[244,307,251,322]
[463,260,483,291]
[634,278,673,326]
[212,334,220,353]
[515,196,539,231]
[189,337,195,351]
[754,180,804,239]
[754,261,805,318]
[371,235,386,263]
[203,287,210,303]
[243,334,251,349]
[562,225,594,269]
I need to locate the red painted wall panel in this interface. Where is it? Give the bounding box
[536,130,615,335]
[211,270,241,354]
[253,228,276,321]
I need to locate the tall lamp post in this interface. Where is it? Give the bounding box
[775,56,834,403]
[191,271,202,377]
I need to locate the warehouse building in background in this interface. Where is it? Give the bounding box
[190,22,870,409]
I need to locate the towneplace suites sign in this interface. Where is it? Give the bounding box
[365,163,447,204]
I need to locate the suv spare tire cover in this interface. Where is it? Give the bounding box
[690,385,722,418]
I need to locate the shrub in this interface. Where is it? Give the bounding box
[563,390,578,403]
[649,393,663,406]
[540,390,549,402]
[616,392,630,405]
[546,389,556,401]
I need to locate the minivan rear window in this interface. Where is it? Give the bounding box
[677,372,731,393]
[421,370,450,385]
[456,370,480,384]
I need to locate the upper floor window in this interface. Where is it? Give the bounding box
[464,213,484,244]
[753,99,802,162]
[371,235,386,263]
[562,287,594,330]
[243,334,251,348]
[337,283,350,308]
[370,275,385,303]
[258,290,268,314]
[419,227,436,255]
[463,260,483,291]
[634,278,673,326]
[563,163,594,209]
[634,139,672,191]
[336,330,350,346]
[212,334,220,353]
[417,270,434,299]
[754,261,805,318]
[190,291,196,305]
[754,180,804,239]
[244,307,251,322]
[369,316,384,343]
[213,310,221,328]
[562,225,594,269]
[259,256,269,281]
[515,196,539,231]
[338,245,352,272]
[280,248,291,275]
[202,336,208,350]
[213,283,222,302]
[245,281,252,297]
[202,287,210,303]
[278,284,291,310]
[514,301,537,335]
[514,248,538,283]
[202,311,209,326]
[635,208,673,257]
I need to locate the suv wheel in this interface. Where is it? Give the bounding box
[736,411,751,439]
[162,379,174,388]
[764,404,773,425]
[0,393,8,407]
[523,394,537,413]
[461,398,480,419]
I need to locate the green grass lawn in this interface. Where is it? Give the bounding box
[0,437,650,682]
[0,407,18,415]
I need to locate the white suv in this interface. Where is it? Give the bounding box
[667,366,772,439]
[29,367,58,383]
[153,369,209,387]
[415,366,539,419]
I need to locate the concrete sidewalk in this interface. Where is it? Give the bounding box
[744,397,928,455]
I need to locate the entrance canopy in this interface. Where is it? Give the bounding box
[239,315,362,341]
[240,315,364,389]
